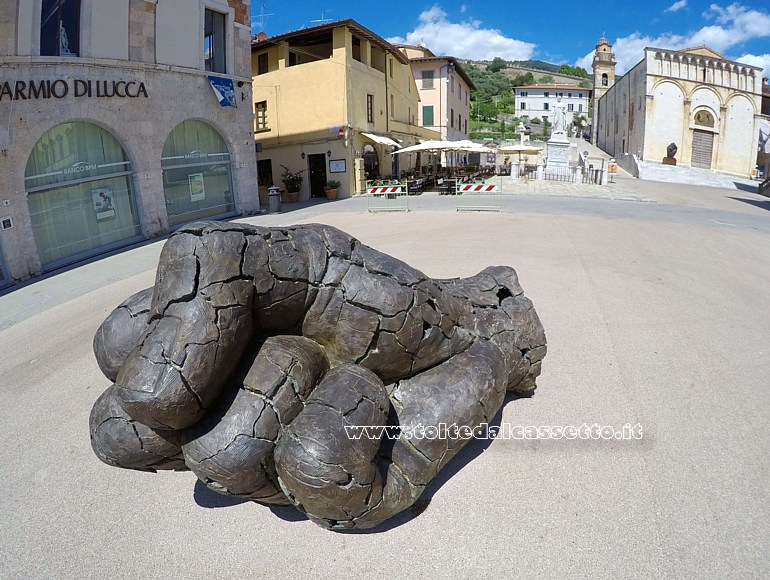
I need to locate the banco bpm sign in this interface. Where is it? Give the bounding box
[0,79,149,101]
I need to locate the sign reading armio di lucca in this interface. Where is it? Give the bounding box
[0,79,149,101]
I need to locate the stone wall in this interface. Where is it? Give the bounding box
[0,60,259,282]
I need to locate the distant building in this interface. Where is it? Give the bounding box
[591,35,617,144]
[514,85,590,130]
[251,20,439,199]
[0,0,258,288]
[593,42,763,178]
[394,44,475,165]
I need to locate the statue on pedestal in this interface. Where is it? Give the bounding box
[551,97,567,135]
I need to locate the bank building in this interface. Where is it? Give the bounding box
[0,0,259,288]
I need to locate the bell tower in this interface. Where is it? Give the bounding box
[591,34,616,144]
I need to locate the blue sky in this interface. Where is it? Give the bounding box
[251,1,770,77]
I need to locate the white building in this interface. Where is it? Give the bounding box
[514,85,590,129]
[594,44,763,177]
[0,0,258,288]
[395,45,475,165]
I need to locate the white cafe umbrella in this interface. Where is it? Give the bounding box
[497,144,543,165]
[393,140,466,154]
[395,140,495,174]
[496,144,543,154]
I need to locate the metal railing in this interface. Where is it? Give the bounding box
[365,180,409,212]
[544,166,578,182]
[455,177,502,212]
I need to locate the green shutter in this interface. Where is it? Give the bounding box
[423,105,434,127]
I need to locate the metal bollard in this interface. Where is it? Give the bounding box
[268,186,281,214]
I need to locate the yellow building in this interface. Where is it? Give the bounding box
[251,20,440,200]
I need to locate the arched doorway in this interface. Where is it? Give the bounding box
[691,110,716,169]
[363,144,379,181]
[161,121,235,226]
[25,122,142,270]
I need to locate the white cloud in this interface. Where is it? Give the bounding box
[576,2,770,75]
[387,6,535,61]
[736,53,770,78]
[460,4,468,13]
[665,0,687,13]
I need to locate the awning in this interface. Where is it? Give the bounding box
[361,132,401,148]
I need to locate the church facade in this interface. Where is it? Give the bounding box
[594,43,763,178]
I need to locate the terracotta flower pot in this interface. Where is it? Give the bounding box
[324,188,338,200]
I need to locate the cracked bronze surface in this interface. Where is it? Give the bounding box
[89,221,546,529]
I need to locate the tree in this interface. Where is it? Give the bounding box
[537,75,554,84]
[511,71,535,87]
[572,114,588,136]
[487,57,508,73]
[557,64,590,79]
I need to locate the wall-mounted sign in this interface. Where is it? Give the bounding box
[329,159,346,173]
[208,77,236,107]
[0,79,148,102]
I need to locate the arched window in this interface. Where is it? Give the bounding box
[694,110,715,128]
[602,73,608,86]
[161,121,235,226]
[25,123,141,269]
[40,0,81,56]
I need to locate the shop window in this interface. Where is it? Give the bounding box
[161,121,235,227]
[25,122,141,269]
[204,9,227,73]
[40,0,81,56]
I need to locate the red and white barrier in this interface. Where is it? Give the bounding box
[457,184,499,193]
[367,186,403,194]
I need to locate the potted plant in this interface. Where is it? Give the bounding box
[280,164,304,202]
[324,179,341,200]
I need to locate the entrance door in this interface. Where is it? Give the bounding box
[0,240,10,289]
[691,130,714,169]
[363,145,379,181]
[308,154,328,198]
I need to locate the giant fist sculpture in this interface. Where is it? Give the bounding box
[90,222,546,529]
